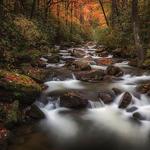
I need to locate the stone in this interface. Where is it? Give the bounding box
[0,70,42,106]
[106,65,124,77]
[126,106,138,112]
[27,104,45,120]
[44,54,59,63]
[65,60,91,71]
[71,48,86,58]
[118,92,132,109]
[75,69,105,82]
[95,58,113,65]
[136,83,150,94]
[98,91,114,104]
[112,88,122,95]
[60,91,89,109]
[132,112,146,121]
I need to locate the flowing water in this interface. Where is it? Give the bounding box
[8,43,150,150]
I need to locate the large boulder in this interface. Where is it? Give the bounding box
[65,60,91,71]
[106,65,124,77]
[60,91,89,109]
[98,91,115,104]
[118,92,132,109]
[0,70,42,106]
[71,48,86,58]
[75,69,105,82]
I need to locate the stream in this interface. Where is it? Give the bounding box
[8,43,150,150]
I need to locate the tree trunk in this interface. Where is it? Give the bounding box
[0,0,4,16]
[111,0,119,27]
[98,0,109,26]
[30,0,36,19]
[132,0,144,66]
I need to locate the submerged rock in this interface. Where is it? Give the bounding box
[119,92,132,109]
[126,106,138,112]
[60,91,89,109]
[106,65,124,77]
[75,69,105,82]
[132,112,146,121]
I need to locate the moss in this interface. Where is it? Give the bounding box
[0,70,42,105]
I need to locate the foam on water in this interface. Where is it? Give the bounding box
[44,79,85,93]
[41,107,79,138]
[46,63,65,68]
[90,65,107,70]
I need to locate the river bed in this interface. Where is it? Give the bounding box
[8,44,150,150]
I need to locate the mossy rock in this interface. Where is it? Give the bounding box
[0,70,42,105]
[142,59,150,69]
[21,66,50,82]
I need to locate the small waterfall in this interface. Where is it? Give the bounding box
[88,100,104,108]
[72,73,76,80]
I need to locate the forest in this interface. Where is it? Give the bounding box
[0,0,150,150]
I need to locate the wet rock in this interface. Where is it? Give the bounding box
[44,54,59,63]
[80,56,94,63]
[98,91,114,104]
[95,58,113,65]
[128,59,137,67]
[112,88,122,96]
[136,83,150,94]
[75,69,105,82]
[27,104,45,120]
[106,65,124,77]
[71,48,86,58]
[103,75,112,82]
[60,91,89,109]
[133,112,146,121]
[66,60,91,71]
[126,106,138,112]
[119,92,132,109]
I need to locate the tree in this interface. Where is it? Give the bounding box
[132,0,144,66]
